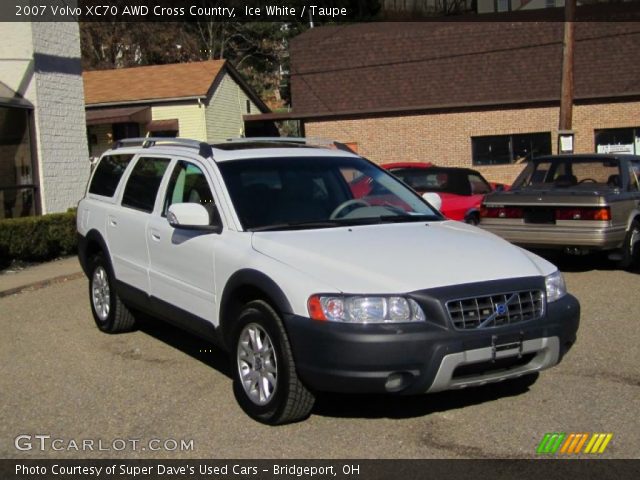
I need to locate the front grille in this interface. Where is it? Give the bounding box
[446,290,544,330]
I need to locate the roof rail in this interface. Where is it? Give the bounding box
[113,137,213,158]
[224,137,357,154]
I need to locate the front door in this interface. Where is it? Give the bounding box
[147,159,218,323]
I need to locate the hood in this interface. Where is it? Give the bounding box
[251,221,552,293]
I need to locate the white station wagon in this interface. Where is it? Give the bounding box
[77,137,580,424]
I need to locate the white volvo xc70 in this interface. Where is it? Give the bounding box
[77,137,580,424]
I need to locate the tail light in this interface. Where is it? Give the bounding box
[555,207,611,221]
[480,206,524,219]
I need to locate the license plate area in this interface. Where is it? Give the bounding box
[524,208,555,224]
[491,333,524,362]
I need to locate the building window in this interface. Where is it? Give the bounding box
[112,122,140,141]
[246,100,251,114]
[595,127,639,155]
[472,132,552,166]
[0,106,38,219]
[495,0,511,12]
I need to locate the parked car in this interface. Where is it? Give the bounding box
[480,154,640,269]
[77,137,579,425]
[382,162,506,224]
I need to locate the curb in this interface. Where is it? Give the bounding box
[0,272,85,299]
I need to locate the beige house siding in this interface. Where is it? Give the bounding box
[304,100,640,185]
[205,72,259,142]
[87,124,113,158]
[151,102,207,141]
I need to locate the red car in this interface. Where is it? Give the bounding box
[382,162,506,224]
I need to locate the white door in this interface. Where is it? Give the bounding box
[107,156,171,293]
[147,159,218,323]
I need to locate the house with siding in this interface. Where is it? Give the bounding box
[83,60,270,158]
[249,22,640,184]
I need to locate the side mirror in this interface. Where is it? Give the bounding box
[167,203,219,231]
[422,192,442,211]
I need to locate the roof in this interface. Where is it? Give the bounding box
[289,22,640,118]
[83,60,269,113]
[85,106,150,125]
[83,60,225,105]
[105,137,357,162]
[0,81,33,109]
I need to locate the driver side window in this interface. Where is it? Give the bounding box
[163,161,216,223]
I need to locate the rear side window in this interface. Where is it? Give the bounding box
[469,173,491,195]
[89,155,134,197]
[121,157,170,213]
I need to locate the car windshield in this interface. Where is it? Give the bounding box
[513,158,622,190]
[390,168,488,196]
[218,156,442,231]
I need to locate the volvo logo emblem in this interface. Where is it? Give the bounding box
[495,303,508,315]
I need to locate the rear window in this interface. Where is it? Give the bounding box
[514,159,621,189]
[88,155,134,197]
[121,157,170,213]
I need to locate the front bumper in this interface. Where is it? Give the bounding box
[283,292,579,395]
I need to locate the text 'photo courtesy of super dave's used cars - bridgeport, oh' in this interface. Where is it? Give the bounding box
[76,137,579,425]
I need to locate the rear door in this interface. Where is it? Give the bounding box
[107,155,171,293]
[146,158,218,323]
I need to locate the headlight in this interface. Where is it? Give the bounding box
[545,270,567,302]
[307,295,426,323]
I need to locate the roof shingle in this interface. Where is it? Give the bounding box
[83,60,225,106]
[289,22,640,117]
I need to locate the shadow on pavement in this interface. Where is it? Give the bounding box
[135,312,540,420]
[136,314,232,378]
[528,249,619,273]
[313,374,538,419]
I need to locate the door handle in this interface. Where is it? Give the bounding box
[150,230,161,241]
[108,215,117,227]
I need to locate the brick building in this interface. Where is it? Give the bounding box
[253,22,640,184]
[0,20,89,218]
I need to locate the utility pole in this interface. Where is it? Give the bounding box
[558,0,576,153]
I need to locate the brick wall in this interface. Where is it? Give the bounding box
[31,20,90,214]
[304,100,640,184]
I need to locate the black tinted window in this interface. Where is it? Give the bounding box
[472,133,551,166]
[89,155,134,197]
[121,157,170,213]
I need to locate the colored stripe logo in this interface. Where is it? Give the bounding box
[537,433,613,454]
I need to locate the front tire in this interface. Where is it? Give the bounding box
[617,219,640,271]
[232,300,315,425]
[88,253,136,333]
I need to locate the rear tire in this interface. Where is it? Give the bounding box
[232,300,315,425]
[617,219,640,271]
[88,253,136,333]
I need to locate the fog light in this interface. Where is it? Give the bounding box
[385,372,413,392]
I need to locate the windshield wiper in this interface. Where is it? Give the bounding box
[248,214,440,232]
[375,213,440,223]
[248,220,348,232]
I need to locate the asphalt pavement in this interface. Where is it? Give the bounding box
[0,255,638,459]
